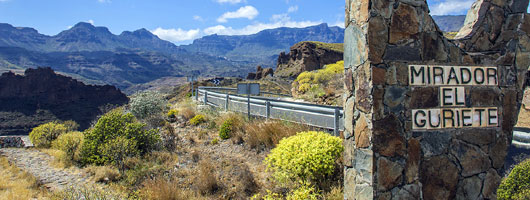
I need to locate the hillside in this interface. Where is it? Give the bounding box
[0,67,128,135]
[432,15,466,32]
[275,41,343,78]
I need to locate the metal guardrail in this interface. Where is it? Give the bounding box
[194,87,344,136]
[513,127,530,149]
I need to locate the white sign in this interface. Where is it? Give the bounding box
[410,65,499,130]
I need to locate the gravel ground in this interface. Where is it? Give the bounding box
[0,148,90,191]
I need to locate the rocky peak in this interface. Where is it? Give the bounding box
[0,67,128,135]
[274,41,343,78]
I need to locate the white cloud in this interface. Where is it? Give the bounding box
[217,6,259,23]
[287,5,298,13]
[215,0,245,4]
[87,19,95,25]
[430,0,474,15]
[193,15,204,22]
[332,20,344,28]
[205,18,321,36]
[151,27,201,42]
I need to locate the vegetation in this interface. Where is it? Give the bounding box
[189,114,206,126]
[20,86,345,199]
[443,32,458,39]
[291,60,344,105]
[167,109,178,119]
[0,157,48,200]
[309,41,344,53]
[129,90,167,119]
[265,131,344,183]
[29,121,68,148]
[219,118,234,140]
[79,109,160,166]
[51,131,84,165]
[498,159,530,200]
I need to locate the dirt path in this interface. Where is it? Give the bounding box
[0,148,90,191]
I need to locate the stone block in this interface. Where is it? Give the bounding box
[451,140,491,177]
[355,113,371,148]
[420,156,459,200]
[376,157,403,191]
[373,115,406,157]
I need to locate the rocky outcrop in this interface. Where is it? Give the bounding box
[275,41,343,78]
[0,67,128,135]
[344,0,530,199]
[246,66,274,80]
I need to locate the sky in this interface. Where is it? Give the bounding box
[0,0,527,45]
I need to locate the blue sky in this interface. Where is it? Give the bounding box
[0,0,525,45]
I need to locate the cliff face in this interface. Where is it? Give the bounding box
[274,41,343,78]
[0,67,128,135]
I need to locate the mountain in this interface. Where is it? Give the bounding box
[0,67,128,135]
[0,19,461,91]
[181,23,345,67]
[432,15,466,32]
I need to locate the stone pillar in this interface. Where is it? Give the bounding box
[343,0,530,199]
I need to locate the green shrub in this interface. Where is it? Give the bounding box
[52,131,84,163]
[498,159,530,200]
[189,114,206,126]
[129,90,167,119]
[102,136,138,171]
[265,131,343,182]
[29,122,68,148]
[80,109,160,166]
[219,119,233,140]
[211,138,219,145]
[62,120,80,132]
[167,109,178,119]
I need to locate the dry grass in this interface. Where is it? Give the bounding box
[240,120,312,150]
[323,186,343,200]
[141,178,206,200]
[0,156,48,200]
[176,99,197,120]
[195,159,220,195]
[39,148,69,168]
[85,165,121,183]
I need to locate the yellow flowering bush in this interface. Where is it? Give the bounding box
[189,114,206,126]
[265,131,343,182]
[167,109,178,119]
[292,60,344,95]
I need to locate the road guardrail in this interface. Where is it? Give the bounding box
[194,87,344,136]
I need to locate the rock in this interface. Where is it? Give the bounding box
[376,157,403,191]
[456,176,482,200]
[420,156,459,200]
[482,169,501,199]
[406,138,420,184]
[275,41,343,78]
[354,114,370,148]
[0,68,128,135]
[389,3,419,44]
[451,140,491,177]
[373,115,406,157]
[246,72,257,80]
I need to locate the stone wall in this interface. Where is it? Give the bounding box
[344,0,530,199]
[0,136,26,148]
